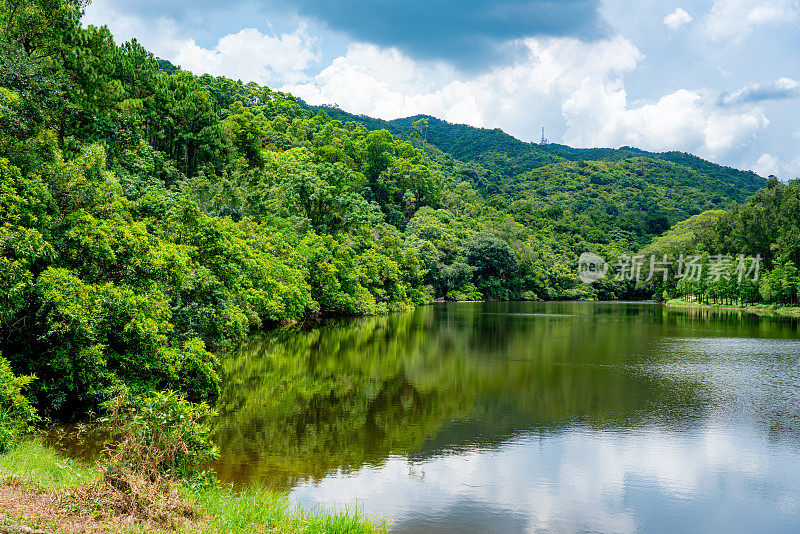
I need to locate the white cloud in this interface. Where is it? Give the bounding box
[286,36,644,136]
[288,35,767,163]
[83,1,186,58]
[664,8,693,30]
[562,86,768,160]
[286,44,464,120]
[787,159,800,179]
[753,153,780,176]
[771,130,800,179]
[174,26,318,85]
[286,44,479,125]
[705,0,800,42]
[745,132,800,180]
[722,77,800,106]
[84,1,319,85]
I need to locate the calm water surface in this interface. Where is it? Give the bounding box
[210,301,800,533]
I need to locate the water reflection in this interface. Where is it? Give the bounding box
[291,427,800,533]
[213,302,800,532]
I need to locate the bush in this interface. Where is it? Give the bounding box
[102,390,218,484]
[0,354,38,452]
[13,391,217,528]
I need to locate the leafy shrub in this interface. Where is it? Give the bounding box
[0,354,38,452]
[32,390,214,527]
[102,390,218,484]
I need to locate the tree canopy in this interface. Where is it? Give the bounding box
[0,0,776,421]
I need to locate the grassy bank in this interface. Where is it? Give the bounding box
[0,440,386,534]
[665,298,800,316]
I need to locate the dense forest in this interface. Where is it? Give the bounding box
[642,177,800,306]
[314,109,765,201]
[0,0,787,439]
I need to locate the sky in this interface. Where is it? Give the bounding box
[83,0,800,179]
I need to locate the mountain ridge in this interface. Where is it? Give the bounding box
[305,105,766,202]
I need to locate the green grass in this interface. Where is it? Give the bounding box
[0,440,387,534]
[194,485,387,534]
[0,439,100,489]
[665,298,800,316]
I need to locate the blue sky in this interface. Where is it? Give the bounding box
[83,0,800,179]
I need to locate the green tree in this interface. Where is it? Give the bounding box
[0,353,38,452]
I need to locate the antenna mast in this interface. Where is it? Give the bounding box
[540,127,548,145]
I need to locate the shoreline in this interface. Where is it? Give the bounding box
[0,440,386,534]
[664,298,800,316]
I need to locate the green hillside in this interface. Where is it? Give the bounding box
[0,0,771,421]
[310,105,764,254]
[309,107,766,202]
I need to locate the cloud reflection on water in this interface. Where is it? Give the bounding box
[291,424,800,533]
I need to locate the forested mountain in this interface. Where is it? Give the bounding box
[310,107,765,201]
[313,104,766,268]
[0,0,771,421]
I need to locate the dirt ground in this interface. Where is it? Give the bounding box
[0,480,178,534]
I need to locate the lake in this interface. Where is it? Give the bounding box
[210,301,800,533]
